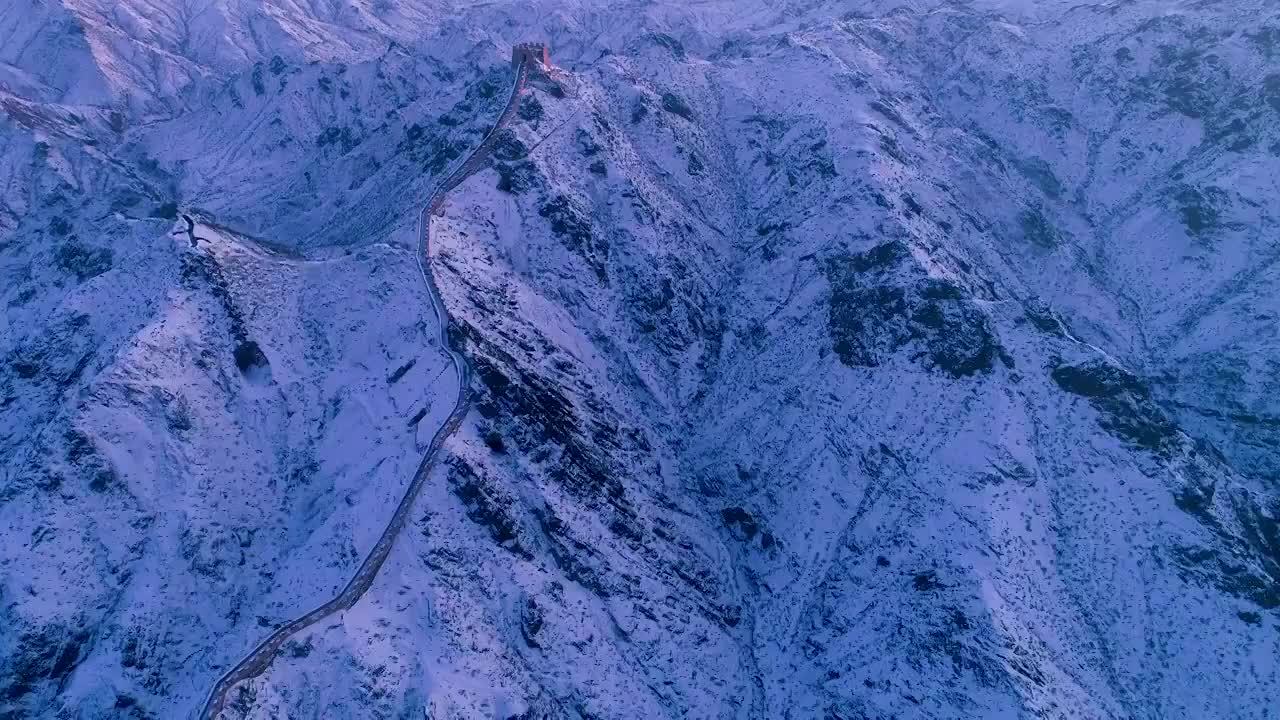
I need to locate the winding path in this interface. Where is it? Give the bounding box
[198,56,534,720]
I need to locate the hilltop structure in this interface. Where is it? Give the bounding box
[511,42,549,69]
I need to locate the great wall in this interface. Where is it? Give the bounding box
[197,42,549,720]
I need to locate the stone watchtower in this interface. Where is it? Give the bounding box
[511,42,550,70]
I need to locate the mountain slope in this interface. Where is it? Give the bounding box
[1,1,1277,718]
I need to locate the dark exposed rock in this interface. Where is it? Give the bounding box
[575,128,602,156]
[287,638,313,658]
[1169,490,1280,610]
[475,76,502,100]
[721,604,742,627]
[1013,156,1063,199]
[845,239,907,271]
[1,624,90,703]
[630,99,649,124]
[491,129,529,162]
[721,506,758,541]
[182,247,269,384]
[912,571,944,591]
[7,312,95,388]
[315,126,358,153]
[660,92,694,120]
[608,511,644,543]
[402,124,466,175]
[11,358,40,379]
[1264,73,1280,113]
[459,320,646,584]
[496,161,538,194]
[520,597,544,647]
[756,221,790,237]
[650,33,687,59]
[869,100,910,131]
[47,216,71,236]
[150,202,178,220]
[518,95,543,123]
[250,64,265,94]
[539,196,607,279]
[450,460,530,558]
[1051,361,1179,453]
[1173,185,1225,238]
[1018,208,1059,249]
[484,429,506,453]
[686,152,704,176]
[826,242,999,378]
[539,196,592,251]
[1171,543,1280,610]
[1207,116,1256,152]
[88,464,120,493]
[1023,304,1067,338]
[534,503,618,598]
[1149,41,1219,119]
[233,340,270,380]
[387,359,415,384]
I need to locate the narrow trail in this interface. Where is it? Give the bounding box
[197,54,536,720]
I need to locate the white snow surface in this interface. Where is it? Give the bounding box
[2,0,1279,718]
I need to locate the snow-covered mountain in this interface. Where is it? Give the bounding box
[2,1,1277,718]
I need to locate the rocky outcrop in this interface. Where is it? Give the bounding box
[825,241,1002,378]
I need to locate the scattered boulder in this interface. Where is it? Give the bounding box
[233,340,271,382]
[661,92,694,120]
[721,506,759,541]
